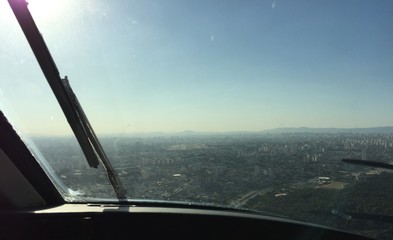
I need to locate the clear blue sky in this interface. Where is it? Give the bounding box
[1,0,393,135]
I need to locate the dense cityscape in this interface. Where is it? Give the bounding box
[33,130,393,240]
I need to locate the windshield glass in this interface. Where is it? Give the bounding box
[1,0,393,239]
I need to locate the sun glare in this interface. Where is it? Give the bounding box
[27,0,67,21]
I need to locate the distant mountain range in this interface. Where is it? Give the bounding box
[120,127,393,137]
[32,127,393,138]
[260,127,393,134]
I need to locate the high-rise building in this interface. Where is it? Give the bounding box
[362,148,367,160]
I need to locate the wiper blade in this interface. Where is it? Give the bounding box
[342,159,393,170]
[8,0,127,199]
[62,77,127,199]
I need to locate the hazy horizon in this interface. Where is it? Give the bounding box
[24,126,393,138]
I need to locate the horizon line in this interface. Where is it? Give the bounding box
[26,126,393,137]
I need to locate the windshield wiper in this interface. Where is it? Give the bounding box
[8,0,127,200]
[342,159,393,170]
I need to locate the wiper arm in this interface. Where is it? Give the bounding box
[8,0,127,199]
[342,159,393,170]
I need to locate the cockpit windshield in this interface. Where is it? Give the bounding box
[1,0,393,239]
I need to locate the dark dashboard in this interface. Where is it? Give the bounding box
[0,204,373,240]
